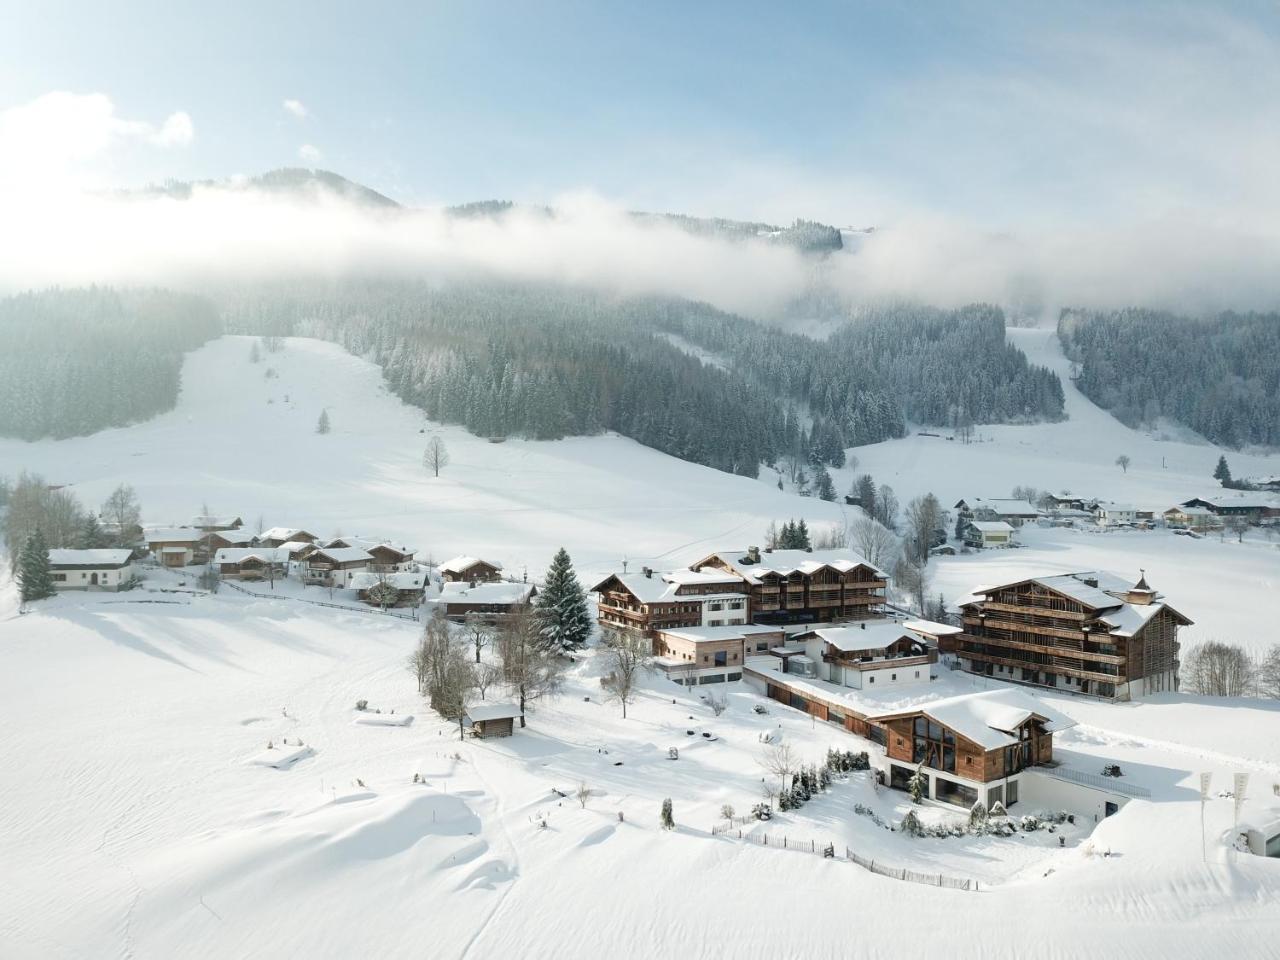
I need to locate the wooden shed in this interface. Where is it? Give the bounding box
[465,702,523,738]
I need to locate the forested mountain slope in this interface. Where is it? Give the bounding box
[216,280,1063,473]
[0,288,220,440]
[1059,308,1280,449]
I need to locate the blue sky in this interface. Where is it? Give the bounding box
[2,1,1278,227]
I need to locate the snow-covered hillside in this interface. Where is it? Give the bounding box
[0,335,850,581]
[2,330,1280,959]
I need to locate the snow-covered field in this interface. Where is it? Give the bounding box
[2,330,1280,958]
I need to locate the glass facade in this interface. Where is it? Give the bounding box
[912,717,956,773]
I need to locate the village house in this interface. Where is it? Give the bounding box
[788,619,957,690]
[47,549,136,591]
[952,571,1192,699]
[954,498,1043,527]
[302,547,372,588]
[145,528,205,567]
[258,527,320,548]
[962,520,1015,549]
[1042,494,1099,514]
[349,570,427,607]
[1180,497,1278,525]
[650,623,786,686]
[690,547,889,624]
[1163,505,1221,531]
[199,528,258,560]
[326,537,417,572]
[190,515,244,532]
[1094,502,1139,527]
[213,547,293,581]
[429,580,536,622]
[438,556,504,583]
[870,688,1077,810]
[592,567,751,637]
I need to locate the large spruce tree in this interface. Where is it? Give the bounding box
[18,529,55,602]
[534,548,591,653]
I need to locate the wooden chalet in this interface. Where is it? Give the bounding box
[870,689,1076,809]
[145,528,205,567]
[429,581,536,622]
[953,498,1043,527]
[349,570,427,607]
[326,537,416,572]
[191,515,244,532]
[689,547,888,625]
[438,556,504,583]
[259,527,320,548]
[962,520,1015,549]
[954,571,1192,699]
[592,567,750,637]
[213,548,291,580]
[302,547,372,588]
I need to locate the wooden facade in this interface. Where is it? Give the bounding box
[692,553,887,625]
[957,575,1191,699]
[441,559,503,583]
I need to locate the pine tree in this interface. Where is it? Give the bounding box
[534,548,591,653]
[18,530,55,602]
[660,797,674,830]
[316,409,331,434]
[1214,455,1232,485]
[814,464,836,501]
[796,519,811,549]
[78,514,105,549]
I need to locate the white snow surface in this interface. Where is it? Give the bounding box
[1,332,1279,958]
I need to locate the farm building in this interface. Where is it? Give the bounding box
[465,702,523,738]
[47,549,136,592]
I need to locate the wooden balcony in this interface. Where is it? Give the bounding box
[960,648,1122,685]
[979,601,1087,621]
[959,633,1125,665]
[963,614,1094,643]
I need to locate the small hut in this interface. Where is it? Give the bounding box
[465,702,523,739]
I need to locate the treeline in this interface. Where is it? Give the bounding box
[1059,308,1280,448]
[654,301,1065,444]
[214,280,1064,475]
[0,288,221,440]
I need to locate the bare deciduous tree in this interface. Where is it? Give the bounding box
[1182,640,1254,697]
[904,493,945,565]
[424,436,450,478]
[1258,644,1280,700]
[576,782,590,809]
[101,484,142,546]
[760,741,797,795]
[600,629,652,718]
[892,553,931,615]
[706,691,728,716]
[849,515,897,568]
[1115,454,1131,473]
[473,661,503,700]
[498,603,564,727]
[463,614,494,663]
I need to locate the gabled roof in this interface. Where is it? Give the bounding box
[967,520,1014,533]
[435,581,535,605]
[204,529,256,545]
[591,570,748,604]
[307,547,373,564]
[956,498,1042,516]
[797,620,927,652]
[349,570,427,591]
[465,702,523,722]
[213,547,292,565]
[145,528,204,544]
[656,624,784,643]
[260,527,318,542]
[440,555,502,574]
[872,689,1077,750]
[48,548,133,567]
[957,571,1194,632]
[326,536,416,556]
[693,548,887,583]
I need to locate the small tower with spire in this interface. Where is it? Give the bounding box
[1126,569,1157,605]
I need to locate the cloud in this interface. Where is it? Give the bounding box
[282,99,308,119]
[298,144,323,164]
[0,92,192,189]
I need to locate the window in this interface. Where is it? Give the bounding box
[868,676,875,684]
[51,573,67,582]
[987,785,1004,808]
[713,651,727,667]
[913,718,956,772]
[756,642,769,652]
[1006,779,1019,806]
[891,673,897,681]
[914,671,920,679]
[934,777,978,808]
[726,672,741,682]
[889,764,917,793]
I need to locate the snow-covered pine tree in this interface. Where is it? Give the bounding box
[1214,455,1232,485]
[78,513,106,549]
[796,519,811,549]
[660,797,674,830]
[18,529,55,602]
[534,548,591,653]
[316,409,331,434]
[814,464,836,501]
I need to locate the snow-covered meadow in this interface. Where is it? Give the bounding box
[1,330,1279,957]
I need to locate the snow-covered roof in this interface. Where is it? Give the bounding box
[191,515,241,527]
[308,547,373,564]
[260,527,316,542]
[48,549,133,567]
[205,529,255,545]
[968,521,1014,533]
[900,618,963,637]
[440,555,502,574]
[956,571,1192,633]
[1166,505,1216,517]
[214,548,292,564]
[660,568,744,586]
[465,702,523,722]
[348,571,426,591]
[275,540,314,555]
[328,536,415,556]
[959,498,1042,516]
[656,624,784,643]
[1096,502,1138,513]
[592,571,748,604]
[801,621,926,652]
[436,581,534,604]
[697,548,887,583]
[145,528,204,544]
[874,689,1077,750]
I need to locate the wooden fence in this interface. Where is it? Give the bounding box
[219,578,420,621]
[712,826,979,892]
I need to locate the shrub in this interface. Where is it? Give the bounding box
[969,800,988,831]
[660,798,674,830]
[990,801,1008,818]
[355,699,368,711]
[899,810,925,837]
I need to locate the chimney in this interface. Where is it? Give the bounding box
[643,567,653,579]
[747,546,761,563]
